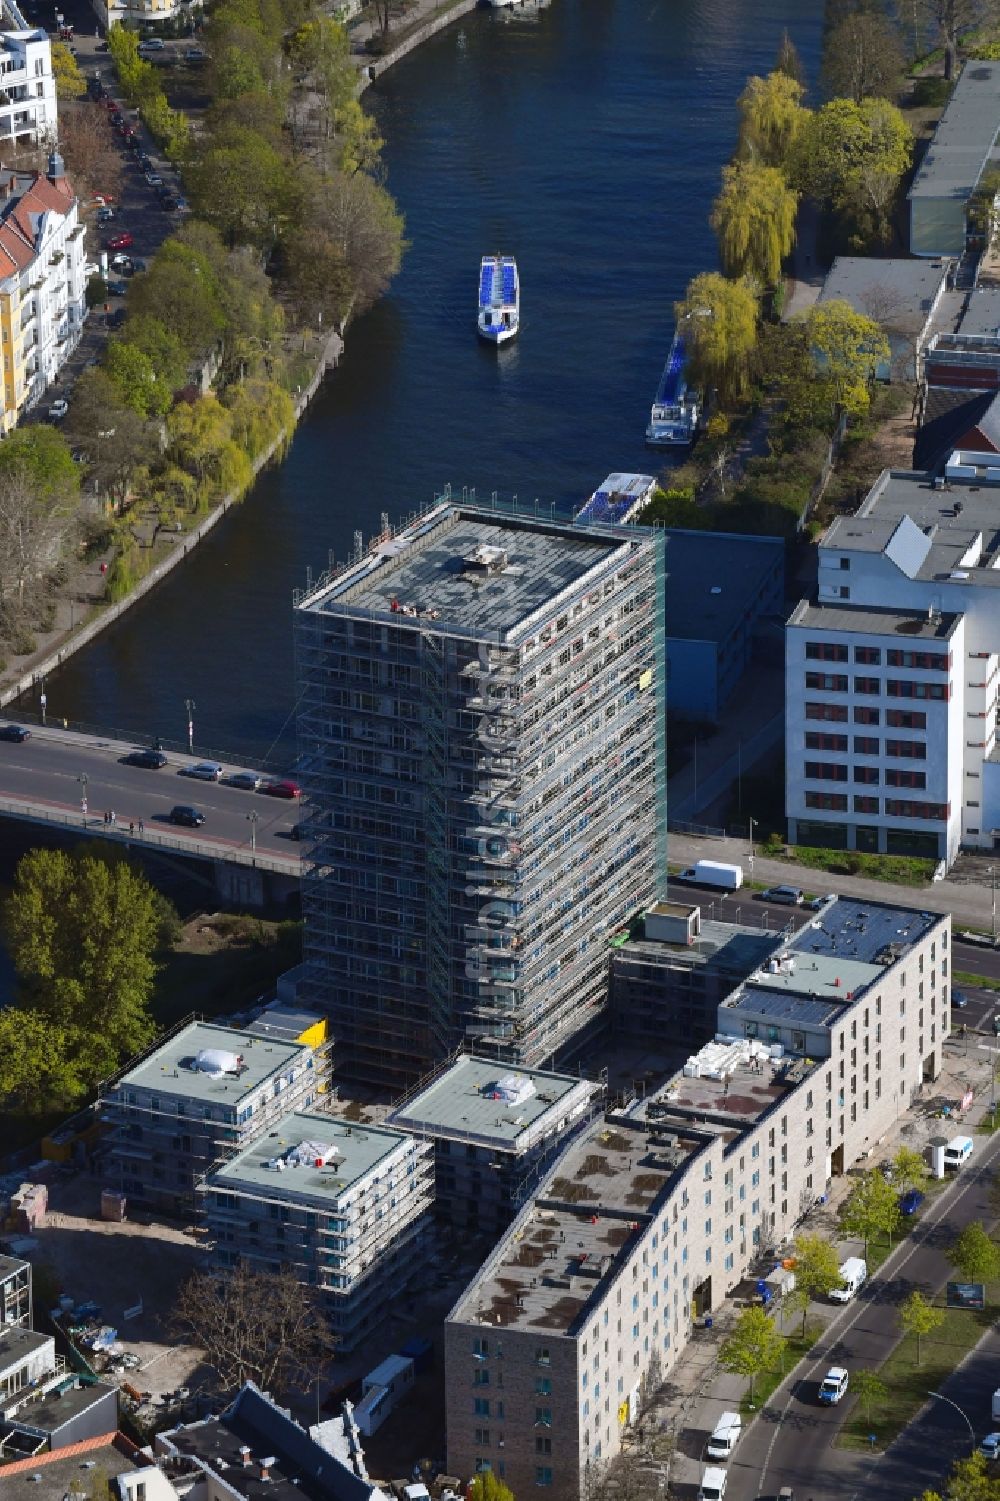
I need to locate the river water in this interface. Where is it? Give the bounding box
[35,0,824,762]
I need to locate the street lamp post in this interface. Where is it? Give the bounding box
[927,1391,976,1449]
[77,771,88,825]
[39,675,47,726]
[185,698,195,755]
[247,809,259,860]
[989,866,998,946]
[749,816,757,881]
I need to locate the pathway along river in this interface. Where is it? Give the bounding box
[36,0,823,763]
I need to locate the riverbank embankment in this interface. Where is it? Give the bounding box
[0,329,344,712]
[354,0,479,91]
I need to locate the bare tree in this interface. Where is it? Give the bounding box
[857,279,914,380]
[0,460,78,609]
[822,12,905,103]
[56,101,124,203]
[913,0,999,80]
[170,1263,336,1396]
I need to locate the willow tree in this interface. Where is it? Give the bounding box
[676,272,759,407]
[737,70,807,167]
[711,160,798,288]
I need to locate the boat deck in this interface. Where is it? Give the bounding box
[479,255,518,311]
[655,334,686,405]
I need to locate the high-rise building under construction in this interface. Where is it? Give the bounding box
[294,499,666,1089]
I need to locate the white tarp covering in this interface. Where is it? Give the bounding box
[488,1074,537,1107]
[192,1048,242,1077]
[286,1139,341,1168]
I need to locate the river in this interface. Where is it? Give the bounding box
[31,0,824,763]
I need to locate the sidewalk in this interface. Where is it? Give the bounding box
[667,829,998,933]
[655,1030,1000,1494]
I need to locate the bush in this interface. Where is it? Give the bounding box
[911,76,952,107]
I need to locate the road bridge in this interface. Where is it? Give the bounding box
[0,719,303,906]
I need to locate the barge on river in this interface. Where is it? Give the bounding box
[645,331,699,447]
[478,254,519,345]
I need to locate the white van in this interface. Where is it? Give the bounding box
[944,1135,974,1169]
[677,860,743,891]
[698,1467,728,1501]
[706,1411,742,1460]
[829,1256,867,1303]
[992,1388,1000,1423]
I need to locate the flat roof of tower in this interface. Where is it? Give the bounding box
[207,1111,414,1205]
[297,504,640,639]
[112,1021,310,1105]
[387,1054,596,1153]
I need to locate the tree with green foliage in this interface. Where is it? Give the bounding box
[841,1167,902,1255]
[3,849,167,1099]
[676,271,759,406]
[105,341,172,419]
[187,125,296,250]
[803,298,889,421]
[737,70,807,167]
[223,376,294,462]
[950,1220,1000,1283]
[121,314,190,394]
[66,368,150,513]
[852,1368,887,1426]
[711,159,798,288]
[0,427,80,608]
[51,40,86,99]
[312,170,406,312]
[718,1305,787,1401]
[899,1290,945,1364]
[791,96,912,247]
[127,241,227,358]
[787,1233,844,1335]
[821,11,906,102]
[919,1449,1000,1501]
[893,1144,929,1193]
[468,1475,515,1501]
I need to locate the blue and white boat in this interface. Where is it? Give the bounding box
[478,254,519,345]
[645,332,699,447]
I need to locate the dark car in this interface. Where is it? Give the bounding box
[106,308,127,329]
[160,195,179,212]
[107,279,129,297]
[899,1188,925,1216]
[0,724,30,742]
[169,804,205,827]
[952,989,969,1009]
[124,748,167,769]
[261,778,301,799]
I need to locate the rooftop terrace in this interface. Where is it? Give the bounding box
[387,1053,595,1154]
[207,1111,415,1206]
[113,1021,310,1106]
[297,504,634,641]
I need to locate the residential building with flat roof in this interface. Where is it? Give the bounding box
[445,896,949,1499]
[610,905,783,1048]
[662,529,784,722]
[203,1112,433,1351]
[785,455,1000,860]
[0,1434,146,1501]
[908,60,1000,257]
[0,1254,30,1328]
[294,499,667,1088]
[101,1020,325,1216]
[387,1053,600,1234]
[818,256,951,380]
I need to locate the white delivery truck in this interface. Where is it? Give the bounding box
[829,1257,867,1303]
[677,860,743,891]
[706,1411,742,1460]
[992,1388,1000,1423]
[944,1135,974,1169]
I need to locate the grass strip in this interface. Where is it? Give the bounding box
[837,1284,1000,1451]
[955,970,1000,993]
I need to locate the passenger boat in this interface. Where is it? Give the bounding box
[478,254,519,345]
[645,331,699,446]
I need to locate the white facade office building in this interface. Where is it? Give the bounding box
[786,457,1000,862]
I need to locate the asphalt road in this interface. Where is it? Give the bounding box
[665,879,1000,999]
[0,725,300,857]
[717,1125,1000,1501]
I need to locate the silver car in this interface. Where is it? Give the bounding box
[184,760,223,782]
[228,771,262,791]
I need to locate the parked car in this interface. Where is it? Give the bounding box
[124,748,167,769]
[261,778,301,799]
[169,804,205,827]
[899,1188,925,1216]
[184,45,207,61]
[760,884,803,906]
[145,172,164,188]
[107,231,134,251]
[981,1434,1000,1462]
[183,760,224,782]
[138,36,165,50]
[952,989,969,1009]
[97,206,114,224]
[818,1367,849,1405]
[138,153,152,169]
[111,255,134,275]
[0,724,30,742]
[106,308,128,329]
[160,195,179,212]
[107,279,129,297]
[227,771,262,791]
[48,398,69,420]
